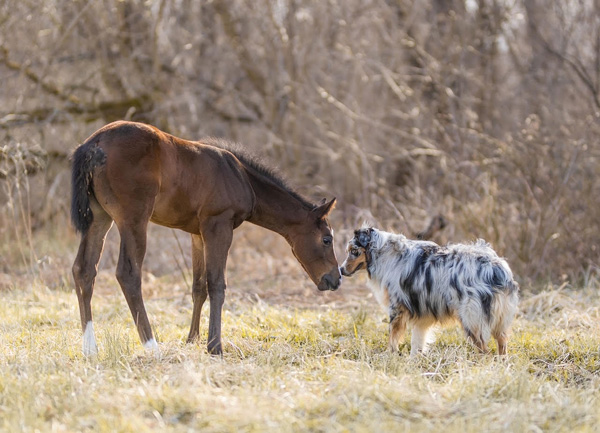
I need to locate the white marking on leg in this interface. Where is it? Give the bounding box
[82,321,98,357]
[143,338,160,358]
[410,323,434,357]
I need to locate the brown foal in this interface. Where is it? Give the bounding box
[71,121,341,356]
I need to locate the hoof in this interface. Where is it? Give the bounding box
[207,342,223,356]
[144,338,161,359]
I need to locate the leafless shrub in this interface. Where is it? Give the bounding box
[1,0,599,285]
[0,141,46,270]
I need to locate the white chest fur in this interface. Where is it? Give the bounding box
[367,279,390,312]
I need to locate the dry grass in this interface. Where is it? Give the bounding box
[0,227,600,432]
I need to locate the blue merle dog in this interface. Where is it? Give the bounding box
[340,227,519,356]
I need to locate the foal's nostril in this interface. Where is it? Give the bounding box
[322,274,332,288]
[325,273,341,291]
[332,278,341,290]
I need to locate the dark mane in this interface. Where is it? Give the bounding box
[200,137,315,210]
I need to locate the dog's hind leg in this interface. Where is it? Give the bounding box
[491,291,519,355]
[458,295,493,353]
[492,318,513,356]
[463,326,490,353]
[495,332,508,355]
[473,334,490,353]
[388,307,409,352]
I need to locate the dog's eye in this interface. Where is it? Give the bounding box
[351,248,361,256]
[323,236,333,246]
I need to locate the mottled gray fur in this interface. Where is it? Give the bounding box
[340,227,519,356]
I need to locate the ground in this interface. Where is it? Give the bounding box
[0,225,599,432]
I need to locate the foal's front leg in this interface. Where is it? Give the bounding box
[201,217,234,355]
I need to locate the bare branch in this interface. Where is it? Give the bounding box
[528,20,600,109]
[0,45,83,107]
[212,0,267,94]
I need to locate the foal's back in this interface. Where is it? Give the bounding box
[86,121,255,234]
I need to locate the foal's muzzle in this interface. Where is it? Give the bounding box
[318,272,341,291]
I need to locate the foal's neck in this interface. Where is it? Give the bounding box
[245,169,314,239]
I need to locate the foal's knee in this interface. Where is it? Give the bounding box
[207,283,225,306]
[206,272,226,300]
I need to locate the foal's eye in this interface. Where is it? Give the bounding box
[323,236,333,246]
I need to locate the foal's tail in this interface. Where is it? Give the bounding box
[71,141,107,235]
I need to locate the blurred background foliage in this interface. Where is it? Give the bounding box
[0,0,599,285]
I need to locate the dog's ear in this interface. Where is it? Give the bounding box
[357,228,372,248]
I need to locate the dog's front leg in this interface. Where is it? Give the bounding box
[410,321,437,357]
[388,307,408,352]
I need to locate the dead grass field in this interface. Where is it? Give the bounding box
[2,2,600,431]
[1,225,600,432]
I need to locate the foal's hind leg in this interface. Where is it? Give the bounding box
[187,234,208,343]
[114,219,157,353]
[72,201,113,356]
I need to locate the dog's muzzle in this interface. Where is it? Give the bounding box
[339,263,363,277]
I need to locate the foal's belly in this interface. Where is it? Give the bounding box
[150,186,253,234]
[150,187,202,233]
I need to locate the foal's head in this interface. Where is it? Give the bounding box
[288,198,341,291]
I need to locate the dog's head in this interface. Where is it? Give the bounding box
[339,228,374,277]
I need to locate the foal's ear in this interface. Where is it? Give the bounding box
[313,197,336,219]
